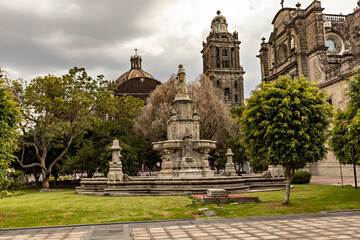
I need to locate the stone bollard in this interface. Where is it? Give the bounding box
[107,139,123,182]
[224,148,237,176]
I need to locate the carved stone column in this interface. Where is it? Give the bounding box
[107,139,123,182]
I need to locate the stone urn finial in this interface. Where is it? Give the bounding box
[296,2,301,9]
[217,10,221,15]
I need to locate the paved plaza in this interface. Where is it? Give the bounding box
[0,176,359,240]
[0,210,359,240]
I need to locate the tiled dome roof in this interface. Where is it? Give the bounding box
[116,69,155,85]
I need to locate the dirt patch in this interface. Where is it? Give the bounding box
[152,210,174,218]
[266,203,290,209]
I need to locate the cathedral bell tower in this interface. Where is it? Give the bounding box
[201,10,245,106]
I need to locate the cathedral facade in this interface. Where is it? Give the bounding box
[201,11,245,106]
[258,1,360,176]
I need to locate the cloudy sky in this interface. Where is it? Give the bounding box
[0,0,357,98]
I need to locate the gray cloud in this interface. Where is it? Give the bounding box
[0,0,356,98]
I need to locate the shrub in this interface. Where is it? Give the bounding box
[292,171,312,184]
[8,170,24,189]
[0,170,24,190]
[0,190,25,198]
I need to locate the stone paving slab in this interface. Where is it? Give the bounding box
[0,210,359,239]
[129,212,360,239]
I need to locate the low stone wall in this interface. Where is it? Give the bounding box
[309,162,360,177]
[76,175,286,196]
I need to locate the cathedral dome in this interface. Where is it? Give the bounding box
[116,68,155,85]
[116,50,155,85]
[211,10,228,33]
[115,49,161,100]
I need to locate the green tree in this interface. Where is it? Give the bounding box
[11,67,112,189]
[330,69,360,166]
[240,75,332,204]
[62,96,152,177]
[0,70,21,181]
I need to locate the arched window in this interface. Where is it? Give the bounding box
[325,32,344,55]
[216,47,220,67]
[234,81,237,89]
[223,60,228,68]
[224,88,230,102]
[326,40,336,51]
[222,49,228,56]
[216,80,220,86]
[278,44,288,63]
[235,95,238,103]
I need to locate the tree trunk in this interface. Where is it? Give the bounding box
[283,166,295,205]
[41,169,50,189]
[32,168,41,188]
[283,175,291,204]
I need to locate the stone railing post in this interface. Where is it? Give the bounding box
[224,148,236,176]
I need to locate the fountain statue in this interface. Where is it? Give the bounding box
[153,65,216,177]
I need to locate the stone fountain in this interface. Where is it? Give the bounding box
[153,65,215,178]
[76,65,286,196]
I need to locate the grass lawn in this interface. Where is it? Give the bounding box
[0,185,359,229]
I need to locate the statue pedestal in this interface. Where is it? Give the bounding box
[107,162,123,182]
[224,163,236,176]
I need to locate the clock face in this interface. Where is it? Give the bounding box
[326,40,336,51]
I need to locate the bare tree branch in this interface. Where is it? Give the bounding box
[14,155,48,172]
[48,134,77,173]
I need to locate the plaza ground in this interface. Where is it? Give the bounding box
[0,210,359,239]
[0,175,359,239]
